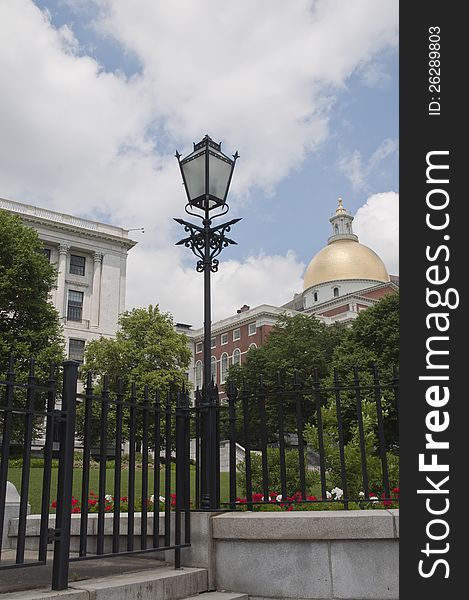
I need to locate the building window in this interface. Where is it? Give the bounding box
[221,333,228,345]
[70,254,86,276]
[211,337,216,349]
[195,361,202,389]
[248,343,257,351]
[333,287,339,298]
[313,292,318,302]
[67,290,84,321]
[196,342,203,354]
[220,353,229,383]
[248,323,256,336]
[42,248,51,262]
[233,348,241,366]
[233,328,240,341]
[210,356,217,383]
[69,339,85,363]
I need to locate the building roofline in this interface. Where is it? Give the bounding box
[1,197,137,250]
[187,304,299,338]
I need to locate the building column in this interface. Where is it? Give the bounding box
[91,252,103,328]
[56,244,69,319]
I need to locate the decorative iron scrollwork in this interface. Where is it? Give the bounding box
[175,215,240,273]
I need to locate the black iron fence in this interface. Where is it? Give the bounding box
[1,356,399,590]
[0,358,191,591]
[213,365,399,510]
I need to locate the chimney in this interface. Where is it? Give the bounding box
[237,304,250,314]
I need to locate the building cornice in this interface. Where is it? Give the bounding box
[188,304,299,340]
[1,197,137,250]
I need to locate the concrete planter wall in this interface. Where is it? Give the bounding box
[7,509,399,600]
[211,510,399,600]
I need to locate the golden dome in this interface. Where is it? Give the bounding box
[303,239,390,290]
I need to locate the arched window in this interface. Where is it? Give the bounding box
[313,291,318,302]
[333,287,339,298]
[195,361,202,389]
[220,353,229,383]
[211,356,217,383]
[346,222,350,233]
[233,348,241,366]
[334,224,339,234]
[248,343,257,351]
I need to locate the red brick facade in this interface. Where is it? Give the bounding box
[359,284,396,301]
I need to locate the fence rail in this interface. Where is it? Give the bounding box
[1,355,399,591]
[214,365,399,510]
[0,357,191,590]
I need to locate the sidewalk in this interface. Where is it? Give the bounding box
[0,550,169,595]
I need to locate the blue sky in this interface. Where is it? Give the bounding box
[0,1,398,326]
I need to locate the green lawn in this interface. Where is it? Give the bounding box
[7,466,232,514]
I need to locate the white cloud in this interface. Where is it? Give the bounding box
[353,192,399,275]
[126,248,304,326]
[338,138,398,191]
[356,60,391,88]
[0,0,398,326]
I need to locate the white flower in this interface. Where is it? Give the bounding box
[105,494,113,502]
[370,495,379,502]
[150,495,155,503]
[276,494,283,502]
[159,496,165,503]
[326,491,332,499]
[331,487,344,500]
[358,491,365,498]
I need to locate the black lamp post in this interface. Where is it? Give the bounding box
[175,135,240,509]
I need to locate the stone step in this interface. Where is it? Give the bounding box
[183,594,248,600]
[2,566,208,600]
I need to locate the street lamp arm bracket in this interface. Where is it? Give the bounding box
[175,218,240,273]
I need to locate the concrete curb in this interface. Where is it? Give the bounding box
[212,509,398,540]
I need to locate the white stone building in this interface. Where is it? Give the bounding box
[1,197,137,361]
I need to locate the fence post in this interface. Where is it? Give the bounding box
[201,381,220,510]
[52,360,78,591]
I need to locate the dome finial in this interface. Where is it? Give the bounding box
[336,197,346,214]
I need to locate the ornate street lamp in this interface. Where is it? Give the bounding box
[175,135,240,509]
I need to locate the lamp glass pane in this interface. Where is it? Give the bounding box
[181,152,205,202]
[208,153,232,202]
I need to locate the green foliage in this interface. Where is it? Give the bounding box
[331,292,399,374]
[304,398,399,499]
[0,210,65,442]
[237,448,319,498]
[0,210,65,373]
[76,305,191,444]
[327,292,400,446]
[8,457,60,468]
[228,313,345,389]
[225,314,346,445]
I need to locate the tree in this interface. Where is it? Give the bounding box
[0,210,64,366]
[227,313,345,389]
[76,305,192,444]
[328,292,399,447]
[224,313,346,446]
[0,210,65,443]
[331,292,399,374]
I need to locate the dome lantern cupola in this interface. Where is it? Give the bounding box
[328,197,358,244]
[302,197,390,292]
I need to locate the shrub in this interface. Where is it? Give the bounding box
[304,398,399,499]
[237,448,319,497]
